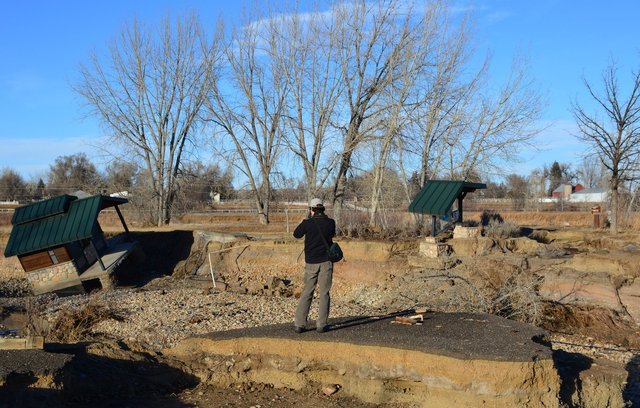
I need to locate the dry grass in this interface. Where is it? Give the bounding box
[469,210,640,229]
[468,211,593,227]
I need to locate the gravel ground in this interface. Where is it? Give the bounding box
[1,275,639,406]
[3,274,638,365]
[34,277,386,351]
[0,277,31,297]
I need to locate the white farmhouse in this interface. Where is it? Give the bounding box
[569,187,608,203]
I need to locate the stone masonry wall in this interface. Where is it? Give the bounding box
[26,262,79,292]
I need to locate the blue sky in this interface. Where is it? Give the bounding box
[1,0,639,181]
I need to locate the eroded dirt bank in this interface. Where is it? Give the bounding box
[166,312,560,408]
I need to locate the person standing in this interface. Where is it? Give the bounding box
[293,198,336,333]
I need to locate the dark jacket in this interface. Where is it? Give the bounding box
[293,213,336,264]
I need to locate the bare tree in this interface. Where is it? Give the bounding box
[527,168,546,211]
[330,0,440,226]
[572,62,640,233]
[546,161,574,195]
[576,156,605,189]
[208,7,289,224]
[449,57,544,179]
[104,159,138,193]
[281,6,344,202]
[367,57,421,226]
[0,168,27,202]
[408,8,480,189]
[505,173,528,211]
[47,153,102,195]
[75,13,221,225]
[172,161,233,214]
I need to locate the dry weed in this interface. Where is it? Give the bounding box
[425,263,544,326]
[489,273,544,325]
[40,298,125,342]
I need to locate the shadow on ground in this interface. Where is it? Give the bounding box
[624,354,640,406]
[117,230,195,287]
[553,349,593,408]
[0,346,198,408]
[325,309,416,331]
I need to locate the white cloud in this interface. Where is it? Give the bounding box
[3,73,46,94]
[485,10,512,24]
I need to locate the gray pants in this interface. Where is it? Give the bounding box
[295,261,333,328]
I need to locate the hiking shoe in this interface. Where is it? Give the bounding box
[316,325,328,333]
[294,326,305,334]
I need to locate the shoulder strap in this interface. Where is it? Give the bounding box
[311,217,330,250]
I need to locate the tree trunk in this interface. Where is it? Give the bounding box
[255,181,270,225]
[333,174,346,228]
[369,137,393,227]
[610,176,619,234]
[332,147,354,228]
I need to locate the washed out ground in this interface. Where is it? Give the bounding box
[1,209,640,406]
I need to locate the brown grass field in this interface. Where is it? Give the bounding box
[2,206,640,281]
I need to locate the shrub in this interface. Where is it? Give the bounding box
[480,209,504,226]
[489,273,544,325]
[432,268,544,326]
[483,219,521,239]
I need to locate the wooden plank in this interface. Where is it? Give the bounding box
[53,246,71,263]
[0,336,44,350]
[19,251,53,272]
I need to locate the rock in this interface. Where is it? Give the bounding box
[228,284,248,294]
[453,226,481,239]
[503,237,547,254]
[322,384,340,396]
[419,241,451,258]
[448,238,486,257]
[213,282,228,291]
[268,276,283,290]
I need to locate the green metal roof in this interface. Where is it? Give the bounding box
[408,180,486,215]
[11,194,76,225]
[4,194,128,257]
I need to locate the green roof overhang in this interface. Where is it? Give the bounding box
[408,180,486,216]
[3,195,128,257]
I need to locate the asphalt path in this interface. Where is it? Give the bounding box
[201,311,552,362]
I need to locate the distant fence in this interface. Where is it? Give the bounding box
[188,208,308,214]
